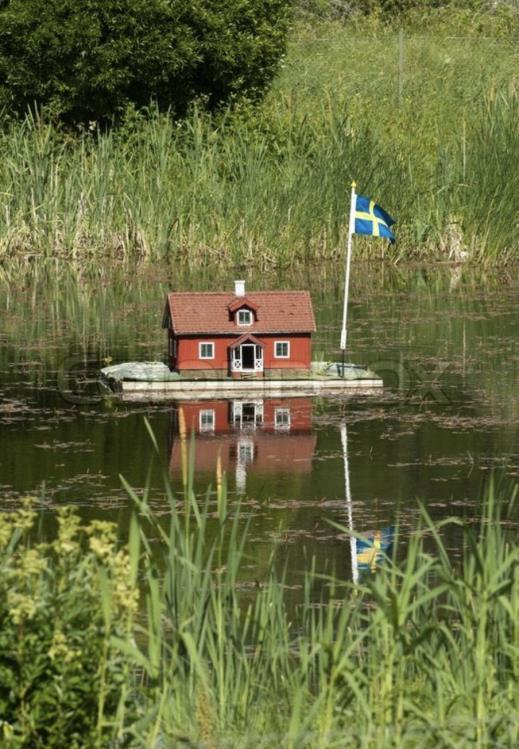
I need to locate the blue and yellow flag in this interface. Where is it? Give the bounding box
[354,194,396,243]
[357,527,394,573]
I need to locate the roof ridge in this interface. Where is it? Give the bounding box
[167,290,311,296]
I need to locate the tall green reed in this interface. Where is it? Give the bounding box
[2,427,519,747]
[0,29,517,268]
[113,430,519,747]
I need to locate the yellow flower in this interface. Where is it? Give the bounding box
[48,630,78,663]
[8,591,38,624]
[20,548,47,576]
[54,507,81,555]
[13,497,37,532]
[0,513,15,549]
[87,520,117,562]
[112,550,139,614]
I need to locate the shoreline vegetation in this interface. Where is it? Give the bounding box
[0,9,518,270]
[2,446,519,748]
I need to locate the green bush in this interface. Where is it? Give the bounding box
[0,503,138,749]
[0,0,292,126]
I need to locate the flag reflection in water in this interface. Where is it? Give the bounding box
[356,528,394,574]
[341,423,393,583]
[168,398,316,494]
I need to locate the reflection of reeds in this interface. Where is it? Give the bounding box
[178,406,188,494]
[1,261,518,427]
[0,30,517,267]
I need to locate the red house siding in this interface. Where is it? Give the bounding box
[173,334,312,372]
[176,398,312,434]
[170,434,316,476]
[169,398,315,476]
[261,335,312,371]
[175,335,236,372]
[179,400,231,434]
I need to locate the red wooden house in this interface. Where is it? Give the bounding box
[163,281,316,376]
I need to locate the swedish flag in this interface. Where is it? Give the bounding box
[354,194,396,243]
[356,527,394,573]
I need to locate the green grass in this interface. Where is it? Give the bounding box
[0,18,518,268]
[3,432,519,747]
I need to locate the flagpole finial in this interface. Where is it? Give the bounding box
[351,180,356,190]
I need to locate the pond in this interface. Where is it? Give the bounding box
[1,262,518,584]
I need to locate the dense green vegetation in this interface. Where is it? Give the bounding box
[298,0,518,26]
[0,0,291,125]
[0,13,517,267]
[2,455,519,747]
[0,2,519,267]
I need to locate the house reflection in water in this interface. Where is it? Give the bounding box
[168,398,317,493]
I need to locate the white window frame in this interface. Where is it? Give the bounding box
[232,400,264,428]
[274,340,290,359]
[237,309,253,326]
[199,341,215,360]
[199,409,215,432]
[275,408,291,431]
[237,438,255,463]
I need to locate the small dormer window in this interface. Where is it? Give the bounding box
[237,309,252,326]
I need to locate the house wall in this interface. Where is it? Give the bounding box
[171,334,312,372]
[178,400,230,433]
[170,433,317,476]
[175,398,312,434]
[175,335,236,371]
[169,398,315,475]
[261,335,312,370]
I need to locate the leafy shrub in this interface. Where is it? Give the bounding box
[0,502,138,749]
[0,0,293,126]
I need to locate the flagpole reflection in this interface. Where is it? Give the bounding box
[340,422,359,584]
[341,421,394,583]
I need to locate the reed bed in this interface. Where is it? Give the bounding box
[2,436,519,747]
[0,27,517,269]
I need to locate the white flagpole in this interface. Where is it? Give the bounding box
[340,181,357,356]
[341,422,358,585]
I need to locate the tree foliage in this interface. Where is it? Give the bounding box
[0,0,292,126]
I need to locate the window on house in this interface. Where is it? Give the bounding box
[199,342,215,359]
[274,341,290,358]
[275,408,291,430]
[199,409,215,432]
[237,309,252,325]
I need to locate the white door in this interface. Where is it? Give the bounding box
[232,343,263,372]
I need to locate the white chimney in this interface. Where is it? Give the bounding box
[234,280,245,297]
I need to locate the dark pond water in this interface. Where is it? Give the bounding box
[1,263,518,582]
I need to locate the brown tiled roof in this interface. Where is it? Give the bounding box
[165,291,316,335]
